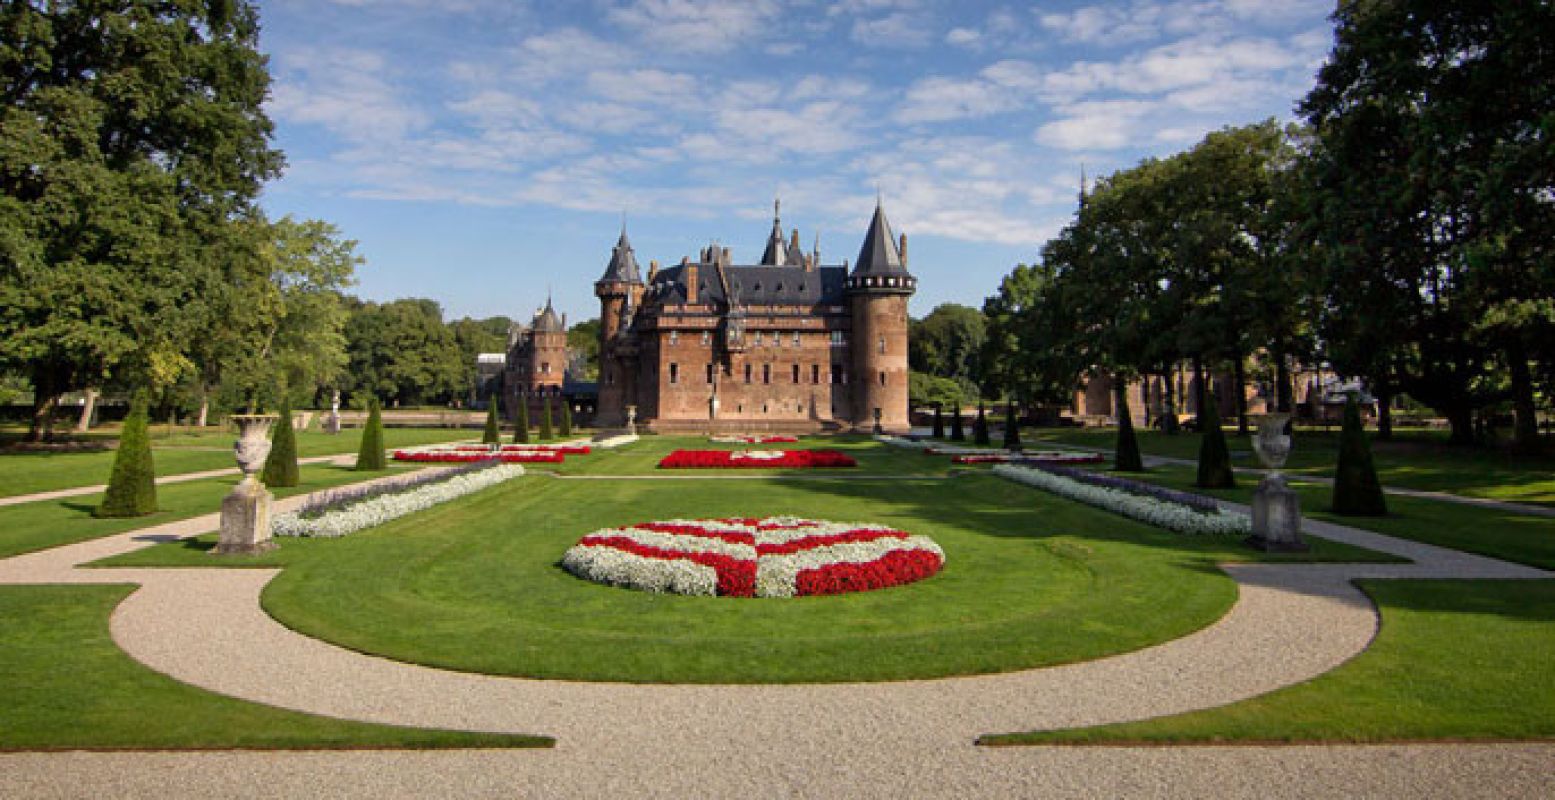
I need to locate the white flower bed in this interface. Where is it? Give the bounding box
[992,464,1251,536]
[594,433,639,449]
[273,464,525,538]
[875,434,932,451]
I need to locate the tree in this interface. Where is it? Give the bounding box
[0,1,283,441]
[482,402,500,444]
[1003,403,1021,449]
[560,399,573,437]
[1114,388,1144,472]
[973,402,990,446]
[341,298,465,406]
[910,303,986,398]
[1332,396,1387,516]
[1195,391,1235,489]
[910,371,965,411]
[949,403,965,442]
[513,399,530,444]
[355,399,386,471]
[567,318,602,380]
[261,398,301,487]
[451,315,513,404]
[932,404,944,438]
[94,392,156,517]
[539,396,554,440]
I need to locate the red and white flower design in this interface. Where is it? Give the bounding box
[561,517,945,598]
[657,449,857,468]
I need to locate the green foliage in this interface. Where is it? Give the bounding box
[932,405,944,438]
[94,394,157,517]
[910,303,986,394]
[514,400,530,444]
[950,404,965,441]
[539,397,554,440]
[482,403,500,444]
[567,318,602,380]
[341,298,465,407]
[261,400,300,488]
[1114,392,1145,472]
[1195,393,1235,489]
[355,399,386,471]
[560,400,573,437]
[1332,397,1387,516]
[973,402,990,446]
[911,371,965,410]
[1003,404,1021,449]
[982,263,1085,406]
[451,316,513,404]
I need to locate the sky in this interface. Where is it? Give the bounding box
[256,0,1336,325]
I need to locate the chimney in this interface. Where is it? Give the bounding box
[899,233,908,267]
[648,259,659,281]
[789,227,800,255]
[684,262,698,302]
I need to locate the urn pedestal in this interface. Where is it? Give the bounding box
[1245,413,1309,552]
[215,414,279,556]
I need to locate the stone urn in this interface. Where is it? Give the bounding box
[1246,412,1306,552]
[216,414,279,555]
[625,405,638,435]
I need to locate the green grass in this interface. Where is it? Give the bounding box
[1029,427,1555,507]
[0,427,476,499]
[1090,464,1555,570]
[538,434,957,477]
[0,584,550,750]
[980,580,1555,745]
[0,463,420,560]
[104,445,1393,683]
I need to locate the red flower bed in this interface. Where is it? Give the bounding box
[393,450,564,464]
[451,444,591,454]
[657,449,857,469]
[794,549,945,596]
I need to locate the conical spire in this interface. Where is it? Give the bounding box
[758,197,789,266]
[851,199,907,277]
[599,224,642,284]
[533,294,565,332]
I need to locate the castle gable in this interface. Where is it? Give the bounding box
[646,264,847,309]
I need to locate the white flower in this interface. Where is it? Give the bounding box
[273,464,524,538]
[991,464,1250,536]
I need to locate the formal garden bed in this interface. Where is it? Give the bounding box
[275,462,524,538]
[561,516,944,597]
[994,463,1251,536]
[658,449,858,469]
[710,435,799,444]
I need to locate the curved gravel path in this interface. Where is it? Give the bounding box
[0,478,1551,798]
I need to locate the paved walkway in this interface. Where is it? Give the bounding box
[0,474,1552,797]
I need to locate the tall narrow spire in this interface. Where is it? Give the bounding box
[598,222,642,285]
[852,198,907,277]
[759,195,789,265]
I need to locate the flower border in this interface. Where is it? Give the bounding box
[273,463,525,538]
[992,464,1250,536]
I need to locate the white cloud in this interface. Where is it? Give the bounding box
[1035,99,1157,150]
[606,0,781,54]
[269,48,430,143]
[946,27,980,46]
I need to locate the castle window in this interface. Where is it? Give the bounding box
[706,364,714,383]
[791,364,799,383]
[878,336,885,354]
[754,282,762,293]
[669,363,679,384]
[701,330,710,345]
[670,331,679,345]
[879,371,886,386]
[762,364,771,384]
[830,331,846,347]
[793,331,801,346]
[753,331,763,346]
[542,362,551,374]
[811,364,820,384]
[830,363,841,384]
[745,364,752,383]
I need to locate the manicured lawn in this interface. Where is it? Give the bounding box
[1089,464,1555,570]
[0,427,475,498]
[1029,427,1555,507]
[0,585,550,750]
[532,433,957,477]
[105,458,1391,683]
[0,463,420,560]
[980,579,1555,745]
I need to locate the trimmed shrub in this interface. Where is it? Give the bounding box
[1333,395,1388,515]
[950,405,965,441]
[261,399,301,487]
[932,405,944,438]
[539,397,554,440]
[514,400,530,444]
[560,399,573,437]
[355,398,386,471]
[482,403,500,444]
[1114,391,1144,472]
[95,392,157,517]
[973,402,990,445]
[1195,390,1235,488]
[1003,403,1021,449]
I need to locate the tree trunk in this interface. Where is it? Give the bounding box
[197,396,210,428]
[1375,384,1394,441]
[1162,370,1180,435]
[76,388,99,432]
[1274,351,1293,413]
[1446,405,1476,446]
[28,393,58,442]
[1192,356,1206,429]
[1233,357,1249,434]
[1508,343,1542,454]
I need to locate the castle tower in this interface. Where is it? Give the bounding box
[527,297,568,392]
[595,227,644,427]
[596,227,643,341]
[845,200,916,432]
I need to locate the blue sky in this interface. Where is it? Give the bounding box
[257,0,1334,324]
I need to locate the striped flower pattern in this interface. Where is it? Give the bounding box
[561,517,945,598]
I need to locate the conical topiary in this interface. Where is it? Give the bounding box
[514,399,530,444]
[355,398,386,471]
[95,392,157,517]
[950,403,965,441]
[932,404,944,438]
[973,402,990,445]
[1003,403,1021,449]
[1195,390,1234,488]
[261,398,301,487]
[1114,390,1144,472]
[482,402,500,444]
[560,399,573,437]
[1332,395,1387,515]
[539,396,554,440]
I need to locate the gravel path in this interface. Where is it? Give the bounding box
[1,474,1551,798]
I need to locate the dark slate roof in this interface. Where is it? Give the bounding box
[646,264,848,308]
[852,201,909,277]
[533,298,565,332]
[598,229,642,284]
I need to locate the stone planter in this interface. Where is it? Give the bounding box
[1246,413,1307,552]
[216,414,279,556]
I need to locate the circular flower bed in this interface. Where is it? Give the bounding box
[561,516,945,597]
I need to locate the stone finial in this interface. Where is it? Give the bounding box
[648,259,659,281]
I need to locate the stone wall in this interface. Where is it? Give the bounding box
[849,293,911,432]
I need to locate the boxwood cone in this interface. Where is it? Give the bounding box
[1195,390,1235,488]
[513,400,530,444]
[539,397,554,440]
[932,404,944,438]
[355,399,386,471]
[1003,403,1021,449]
[1114,391,1144,472]
[95,392,157,517]
[560,400,573,437]
[261,398,301,487]
[1332,395,1388,515]
[973,402,990,445]
[482,403,500,444]
[950,404,965,441]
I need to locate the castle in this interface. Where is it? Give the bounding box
[591,200,917,434]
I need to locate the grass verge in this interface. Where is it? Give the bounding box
[979,579,1555,745]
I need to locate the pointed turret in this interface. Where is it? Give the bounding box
[599,226,643,285]
[758,198,790,266]
[533,295,565,333]
[846,199,916,293]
